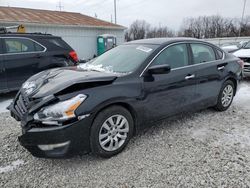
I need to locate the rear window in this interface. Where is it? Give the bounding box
[190,43,216,64]
[45,38,72,50]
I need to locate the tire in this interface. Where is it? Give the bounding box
[90,105,134,158]
[214,80,235,111]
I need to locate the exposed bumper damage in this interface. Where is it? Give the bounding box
[8,92,93,158]
[8,67,118,158]
[18,117,92,158]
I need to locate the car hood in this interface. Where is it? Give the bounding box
[22,67,118,98]
[222,45,238,51]
[233,49,250,58]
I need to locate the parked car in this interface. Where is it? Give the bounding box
[233,41,250,78]
[0,32,79,93]
[221,41,248,53]
[9,38,243,158]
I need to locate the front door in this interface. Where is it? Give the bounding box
[142,43,197,121]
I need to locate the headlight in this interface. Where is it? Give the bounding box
[34,94,87,124]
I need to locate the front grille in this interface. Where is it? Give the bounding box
[240,57,250,72]
[240,57,250,63]
[14,93,30,117]
[244,63,250,72]
[244,64,250,69]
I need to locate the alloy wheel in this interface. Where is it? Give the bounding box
[221,85,234,107]
[99,115,129,152]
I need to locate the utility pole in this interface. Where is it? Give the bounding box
[239,0,247,37]
[114,0,117,24]
[57,1,64,11]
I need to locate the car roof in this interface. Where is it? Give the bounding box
[0,33,59,38]
[127,37,204,45]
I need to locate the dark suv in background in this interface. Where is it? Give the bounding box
[0,33,79,93]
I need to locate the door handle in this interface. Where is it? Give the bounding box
[185,74,195,80]
[217,66,225,71]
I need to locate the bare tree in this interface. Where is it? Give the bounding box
[125,20,174,41]
[179,15,248,38]
[240,16,250,36]
[146,26,174,38]
[125,20,150,41]
[126,14,250,41]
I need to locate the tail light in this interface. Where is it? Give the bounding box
[237,59,244,69]
[69,51,79,63]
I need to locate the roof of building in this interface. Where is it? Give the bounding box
[0,6,125,29]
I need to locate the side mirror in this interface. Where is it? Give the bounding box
[147,64,171,75]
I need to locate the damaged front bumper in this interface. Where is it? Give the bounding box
[9,92,93,158]
[18,117,92,158]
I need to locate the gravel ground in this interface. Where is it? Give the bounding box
[1,81,250,188]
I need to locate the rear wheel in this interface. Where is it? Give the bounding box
[214,80,235,111]
[90,106,134,158]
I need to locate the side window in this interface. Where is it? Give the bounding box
[152,44,189,69]
[216,49,224,59]
[34,43,45,51]
[190,43,216,64]
[4,38,44,54]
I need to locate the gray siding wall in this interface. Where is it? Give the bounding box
[1,23,125,60]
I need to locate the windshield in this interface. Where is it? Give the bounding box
[79,44,158,74]
[243,42,250,49]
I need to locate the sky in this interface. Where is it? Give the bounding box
[1,0,250,30]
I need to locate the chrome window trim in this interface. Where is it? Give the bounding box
[0,37,47,56]
[140,41,225,77]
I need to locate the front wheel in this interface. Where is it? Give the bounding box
[90,106,134,158]
[214,80,235,111]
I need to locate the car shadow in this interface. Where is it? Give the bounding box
[38,108,217,164]
[0,91,17,102]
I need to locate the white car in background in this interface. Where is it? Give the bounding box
[234,41,250,78]
[222,41,248,53]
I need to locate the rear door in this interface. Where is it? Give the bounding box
[189,43,226,108]
[0,38,7,92]
[3,37,46,90]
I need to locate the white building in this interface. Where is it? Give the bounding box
[0,6,126,59]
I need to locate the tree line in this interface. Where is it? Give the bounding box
[125,15,250,41]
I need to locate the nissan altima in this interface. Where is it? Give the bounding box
[9,38,243,158]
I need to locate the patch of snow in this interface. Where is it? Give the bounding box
[191,127,210,141]
[0,159,25,174]
[78,63,114,73]
[233,82,250,110]
[218,127,250,148]
[0,99,12,113]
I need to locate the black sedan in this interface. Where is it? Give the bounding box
[9,38,243,158]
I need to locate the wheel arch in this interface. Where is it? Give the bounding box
[91,101,138,135]
[225,77,238,95]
